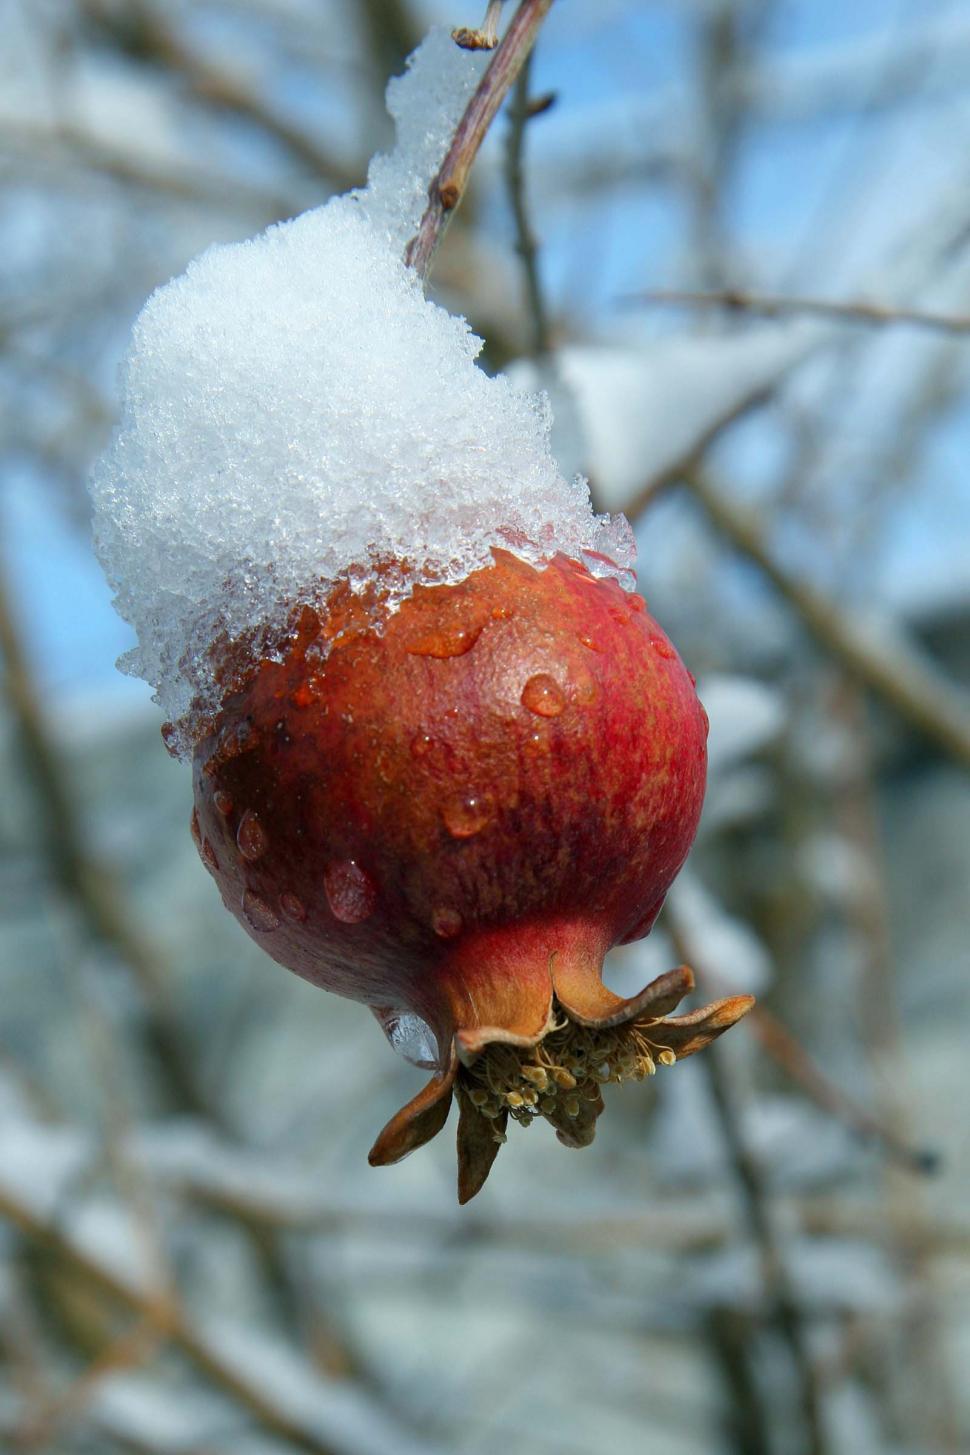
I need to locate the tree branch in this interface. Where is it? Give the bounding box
[80,0,355,189]
[629,287,970,337]
[681,467,970,772]
[0,559,210,1118]
[0,1185,338,1455]
[504,52,553,356]
[405,0,555,278]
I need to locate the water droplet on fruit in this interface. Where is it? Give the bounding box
[243,890,280,933]
[324,860,377,923]
[280,891,307,921]
[410,732,434,758]
[628,594,646,613]
[220,718,252,758]
[213,790,233,815]
[237,810,268,862]
[651,636,676,660]
[521,673,565,718]
[577,633,601,652]
[442,792,494,838]
[290,680,320,709]
[432,906,463,939]
[405,620,485,658]
[376,1008,438,1067]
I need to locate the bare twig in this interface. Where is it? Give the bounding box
[505,51,552,356]
[681,467,970,772]
[13,1315,165,1452]
[829,679,959,1449]
[741,998,938,1174]
[80,0,354,188]
[405,0,555,278]
[358,0,422,82]
[0,1186,339,1455]
[0,558,390,1413]
[0,559,210,1118]
[699,1044,829,1455]
[687,916,936,1172]
[629,287,970,337]
[668,901,828,1455]
[1,119,294,219]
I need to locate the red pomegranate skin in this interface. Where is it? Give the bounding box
[193,551,702,1027]
[190,550,748,1193]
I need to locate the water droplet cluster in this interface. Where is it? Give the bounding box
[442,792,494,839]
[236,810,268,861]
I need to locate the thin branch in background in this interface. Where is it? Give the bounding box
[664,896,828,1455]
[0,557,380,1401]
[704,1306,774,1455]
[829,677,960,1450]
[13,1314,166,1453]
[680,466,970,773]
[741,998,938,1174]
[1,120,293,220]
[79,0,355,189]
[0,1184,339,1455]
[405,0,555,278]
[700,1043,829,1455]
[505,50,553,356]
[358,0,422,82]
[628,286,970,337]
[695,932,939,1170]
[0,557,210,1120]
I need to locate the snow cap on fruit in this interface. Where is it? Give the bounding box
[89,28,633,755]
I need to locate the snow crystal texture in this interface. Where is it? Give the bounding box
[90,29,633,750]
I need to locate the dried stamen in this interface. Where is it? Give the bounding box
[457,997,679,1146]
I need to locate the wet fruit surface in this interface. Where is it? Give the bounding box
[193,550,708,1034]
[189,550,740,1197]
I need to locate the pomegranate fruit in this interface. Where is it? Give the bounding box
[190,549,752,1200]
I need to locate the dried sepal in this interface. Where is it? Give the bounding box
[368,1049,457,1166]
[370,964,753,1198]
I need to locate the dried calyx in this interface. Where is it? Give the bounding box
[189,549,753,1201]
[459,1000,680,1144]
[370,962,753,1204]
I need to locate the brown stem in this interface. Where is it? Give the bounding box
[405,0,555,278]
